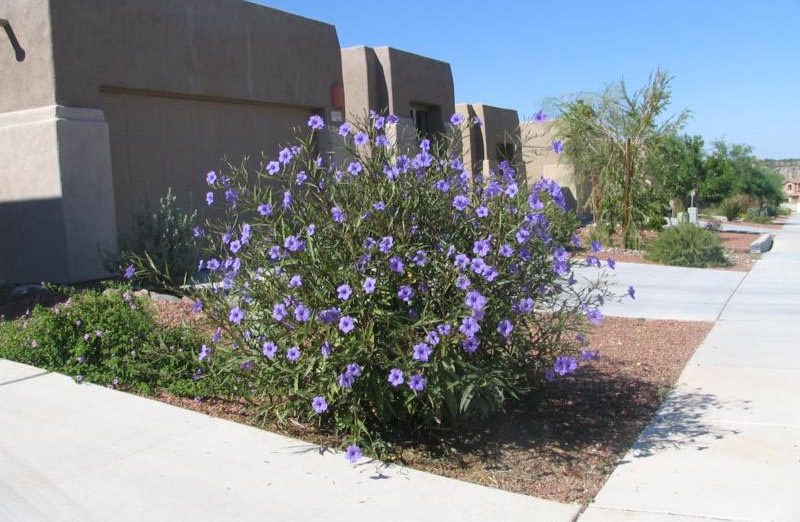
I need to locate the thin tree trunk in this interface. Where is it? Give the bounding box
[622,138,634,247]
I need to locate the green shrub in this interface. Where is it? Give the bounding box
[719,194,751,221]
[110,189,201,289]
[175,112,619,455]
[0,284,207,396]
[647,223,730,268]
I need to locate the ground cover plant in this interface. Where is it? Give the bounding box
[0,284,207,397]
[164,113,628,460]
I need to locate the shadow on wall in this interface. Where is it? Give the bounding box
[0,198,69,284]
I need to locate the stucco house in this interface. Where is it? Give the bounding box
[784,179,800,203]
[341,46,454,148]
[1,0,344,284]
[454,103,525,179]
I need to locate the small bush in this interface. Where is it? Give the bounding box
[704,218,722,231]
[647,223,730,268]
[110,189,201,289]
[0,284,207,396]
[719,194,751,221]
[179,112,618,454]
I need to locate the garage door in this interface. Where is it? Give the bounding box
[102,90,311,236]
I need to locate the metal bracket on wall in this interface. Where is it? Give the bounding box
[0,18,26,62]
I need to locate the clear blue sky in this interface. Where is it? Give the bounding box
[258,1,799,159]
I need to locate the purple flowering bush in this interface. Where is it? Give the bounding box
[193,113,614,452]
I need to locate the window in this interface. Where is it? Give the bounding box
[410,107,430,137]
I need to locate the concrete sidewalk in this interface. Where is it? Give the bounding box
[576,261,745,322]
[580,214,800,522]
[0,360,580,522]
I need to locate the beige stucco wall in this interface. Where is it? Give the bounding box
[341,46,454,148]
[520,119,587,213]
[455,103,524,178]
[1,0,344,283]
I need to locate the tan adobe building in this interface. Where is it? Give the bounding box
[341,46,454,147]
[520,119,585,213]
[454,103,525,179]
[784,179,800,203]
[1,0,344,284]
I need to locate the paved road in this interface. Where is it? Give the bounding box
[0,360,580,522]
[581,214,800,522]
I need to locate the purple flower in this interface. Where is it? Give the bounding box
[123,265,135,280]
[308,114,324,130]
[465,290,487,311]
[585,307,603,325]
[435,179,451,193]
[295,171,308,185]
[347,161,363,175]
[206,191,214,205]
[437,324,452,336]
[462,337,480,353]
[450,112,465,125]
[456,275,471,290]
[211,327,222,343]
[224,188,239,204]
[459,316,481,338]
[262,341,278,359]
[268,246,282,260]
[338,316,356,334]
[294,304,311,322]
[628,285,636,299]
[338,372,355,388]
[346,363,363,378]
[229,307,245,324]
[344,444,362,463]
[229,240,241,254]
[312,396,328,414]
[411,341,432,362]
[278,147,293,164]
[289,275,303,288]
[533,110,548,123]
[473,238,491,258]
[376,134,389,147]
[470,257,487,275]
[379,236,394,253]
[408,374,427,392]
[318,307,341,325]
[591,240,602,253]
[284,235,303,252]
[581,349,601,361]
[206,170,217,185]
[320,341,332,358]
[497,319,513,338]
[389,257,405,273]
[499,244,514,257]
[476,205,489,218]
[454,253,471,270]
[397,285,414,302]
[338,122,352,136]
[585,255,600,267]
[272,303,288,321]
[266,161,280,175]
[283,190,293,208]
[388,368,404,387]
[362,277,376,294]
[552,140,564,154]
[607,257,616,270]
[331,206,346,223]
[553,356,577,376]
[516,228,530,244]
[452,195,470,211]
[198,344,212,362]
[192,224,204,238]
[354,131,369,146]
[337,284,352,300]
[505,182,519,198]
[425,330,441,346]
[192,299,203,313]
[387,114,399,124]
[286,346,301,362]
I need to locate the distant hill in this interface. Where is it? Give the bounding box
[761,159,800,181]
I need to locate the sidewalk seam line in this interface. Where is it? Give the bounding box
[0,371,50,387]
